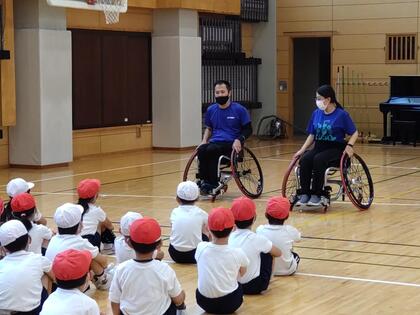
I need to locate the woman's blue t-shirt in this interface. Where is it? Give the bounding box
[205,102,251,143]
[306,107,356,143]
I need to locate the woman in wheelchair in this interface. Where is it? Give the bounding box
[198,80,253,195]
[293,85,358,207]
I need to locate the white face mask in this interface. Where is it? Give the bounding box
[316,99,327,111]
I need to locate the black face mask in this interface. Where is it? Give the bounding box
[215,96,229,105]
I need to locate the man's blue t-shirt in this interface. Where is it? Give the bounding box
[205,102,251,143]
[306,107,356,143]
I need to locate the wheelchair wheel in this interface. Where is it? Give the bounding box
[340,153,374,210]
[281,156,299,205]
[231,147,263,198]
[183,150,199,182]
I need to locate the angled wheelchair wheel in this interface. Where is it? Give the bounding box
[183,150,199,182]
[281,156,299,206]
[340,153,374,210]
[231,147,263,198]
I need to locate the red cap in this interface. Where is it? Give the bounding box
[230,197,256,221]
[266,196,290,220]
[130,217,161,244]
[77,179,101,199]
[208,207,235,231]
[11,193,36,213]
[53,249,92,281]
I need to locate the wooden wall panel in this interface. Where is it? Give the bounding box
[242,23,253,57]
[278,21,333,33]
[278,0,332,7]
[334,18,418,34]
[1,0,16,126]
[277,7,332,22]
[128,0,241,14]
[333,3,418,20]
[333,0,417,5]
[277,0,420,138]
[333,49,385,64]
[333,34,385,49]
[73,125,152,158]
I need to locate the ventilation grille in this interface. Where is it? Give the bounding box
[386,34,417,63]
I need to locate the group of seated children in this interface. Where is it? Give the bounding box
[0,178,301,315]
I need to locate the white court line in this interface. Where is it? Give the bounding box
[0,157,190,187]
[296,272,420,288]
[0,143,287,187]
[3,141,420,186]
[35,191,420,207]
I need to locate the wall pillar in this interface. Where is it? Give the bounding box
[11,0,72,166]
[152,9,202,148]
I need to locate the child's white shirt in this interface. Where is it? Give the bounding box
[170,205,208,251]
[228,229,272,283]
[256,224,301,275]
[28,223,53,254]
[81,204,106,236]
[45,234,99,263]
[109,259,182,315]
[195,242,249,298]
[40,288,100,315]
[0,250,51,312]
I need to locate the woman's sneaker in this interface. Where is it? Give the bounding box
[307,195,322,206]
[295,194,310,206]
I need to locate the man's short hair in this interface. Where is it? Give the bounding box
[213,80,232,92]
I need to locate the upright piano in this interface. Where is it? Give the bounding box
[379,75,420,142]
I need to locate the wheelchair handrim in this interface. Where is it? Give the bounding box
[340,153,374,210]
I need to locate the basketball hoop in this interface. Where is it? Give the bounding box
[87,0,126,24]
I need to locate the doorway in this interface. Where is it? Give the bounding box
[293,37,331,135]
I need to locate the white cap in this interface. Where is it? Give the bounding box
[120,211,143,236]
[54,203,83,228]
[177,181,199,201]
[6,178,35,197]
[0,220,28,246]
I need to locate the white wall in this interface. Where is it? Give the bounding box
[251,0,277,129]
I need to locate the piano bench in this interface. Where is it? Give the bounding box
[392,120,417,147]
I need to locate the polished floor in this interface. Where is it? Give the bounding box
[3,138,420,314]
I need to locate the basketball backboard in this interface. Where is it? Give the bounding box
[46,0,127,12]
[47,0,127,24]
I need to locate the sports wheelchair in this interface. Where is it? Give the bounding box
[281,152,374,211]
[183,146,264,201]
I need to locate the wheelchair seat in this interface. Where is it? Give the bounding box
[282,152,374,211]
[183,146,264,201]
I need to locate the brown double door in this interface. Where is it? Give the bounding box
[71,29,151,129]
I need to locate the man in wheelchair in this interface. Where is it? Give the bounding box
[293,85,358,207]
[197,80,253,195]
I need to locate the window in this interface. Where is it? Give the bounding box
[386,34,417,64]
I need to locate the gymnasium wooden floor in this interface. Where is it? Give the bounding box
[3,138,420,314]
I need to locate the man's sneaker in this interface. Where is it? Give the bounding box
[295,194,310,206]
[93,269,113,290]
[101,243,115,255]
[307,195,322,206]
[200,182,217,195]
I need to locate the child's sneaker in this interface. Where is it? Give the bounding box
[101,243,115,255]
[93,268,113,290]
